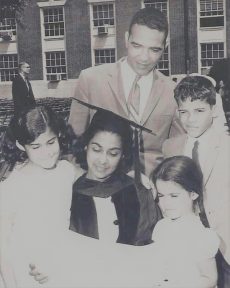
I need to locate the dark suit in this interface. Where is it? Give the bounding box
[12,74,36,115]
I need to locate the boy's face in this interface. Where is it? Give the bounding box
[178,98,215,138]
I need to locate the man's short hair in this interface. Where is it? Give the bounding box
[18,62,29,71]
[174,75,216,106]
[128,7,168,43]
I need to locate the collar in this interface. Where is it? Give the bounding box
[120,58,154,85]
[75,172,134,198]
[187,125,215,146]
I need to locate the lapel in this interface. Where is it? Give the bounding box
[19,74,29,92]
[141,71,162,125]
[107,58,128,116]
[203,135,221,186]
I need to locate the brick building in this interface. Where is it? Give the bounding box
[0,0,229,99]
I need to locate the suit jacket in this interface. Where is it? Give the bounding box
[70,173,162,246]
[163,132,230,264]
[69,58,184,176]
[12,74,36,115]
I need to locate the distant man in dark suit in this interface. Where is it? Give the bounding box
[12,62,36,115]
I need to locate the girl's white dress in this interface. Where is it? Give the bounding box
[151,214,220,287]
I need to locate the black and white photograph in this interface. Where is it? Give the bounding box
[0,0,230,287]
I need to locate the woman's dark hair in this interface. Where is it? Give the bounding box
[74,110,133,172]
[151,156,208,227]
[2,105,76,164]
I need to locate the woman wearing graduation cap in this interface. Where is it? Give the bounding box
[70,107,162,245]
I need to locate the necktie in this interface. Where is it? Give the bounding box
[192,140,201,172]
[128,75,141,117]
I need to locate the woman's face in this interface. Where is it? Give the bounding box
[86,131,123,182]
[24,128,60,169]
[156,179,197,220]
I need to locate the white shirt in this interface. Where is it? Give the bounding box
[183,126,217,173]
[94,197,118,243]
[120,58,153,120]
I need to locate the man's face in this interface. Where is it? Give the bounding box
[21,63,31,75]
[178,98,215,138]
[125,24,165,76]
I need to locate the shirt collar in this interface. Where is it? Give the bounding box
[121,57,154,83]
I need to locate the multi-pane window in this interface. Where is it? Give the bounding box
[0,54,18,82]
[200,0,224,28]
[92,3,114,27]
[95,49,116,65]
[200,42,224,74]
[45,51,67,81]
[143,0,169,75]
[143,0,168,16]
[157,46,169,76]
[0,10,16,41]
[43,7,65,37]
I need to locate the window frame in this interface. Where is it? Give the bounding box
[94,48,116,66]
[0,54,18,82]
[45,51,67,81]
[43,6,65,38]
[200,42,225,74]
[199,0,224,28]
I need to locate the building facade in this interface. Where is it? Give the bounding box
[0,0,229,98]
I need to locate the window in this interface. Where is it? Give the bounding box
[143,0,169,75]
[92,3,114,27]
[200,0,224,28]
[143,0,168,16]
[0,54,18,82]
[200,42,224,74]
[45,51,67,81]
[43,7,65,37]
[156,46,169,76]
[94,49,116,65]
[0,10,16,41]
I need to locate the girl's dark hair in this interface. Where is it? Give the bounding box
[2,106,75,164]
[74,110,133,172]
[151,156,208,227]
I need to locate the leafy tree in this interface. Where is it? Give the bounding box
[0,0,29,23]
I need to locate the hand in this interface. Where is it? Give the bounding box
[29,263,49,284]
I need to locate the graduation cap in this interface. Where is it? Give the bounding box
[71,98,155,186]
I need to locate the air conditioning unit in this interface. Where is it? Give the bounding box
[0,31,13,41]
[49,74,62,82]
[97,26,108,36]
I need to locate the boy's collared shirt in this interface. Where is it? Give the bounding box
[183,126,219,175]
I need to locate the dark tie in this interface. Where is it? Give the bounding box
[192,140,201,172]
[128,75,141,117]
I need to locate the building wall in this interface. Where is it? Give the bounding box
[65,0,91,78]
[169,0,185,75]
[116,0,141,60]
[0,0,229,99]
[226,0,230,57]
[17,0,43,80]
[187,0,198,73]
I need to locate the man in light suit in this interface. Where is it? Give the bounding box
[12,62,36,116]
[68,7,184,176]
[162,75,230,288]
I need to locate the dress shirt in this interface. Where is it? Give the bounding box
[120,58,153,120]
[183,126,217,174]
